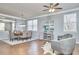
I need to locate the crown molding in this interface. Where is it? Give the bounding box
[0,13,26,20]
[27,7,79,20]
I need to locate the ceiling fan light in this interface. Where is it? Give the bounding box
[49,9,52,12]
[49,9,55,12]
[52,9,55,12]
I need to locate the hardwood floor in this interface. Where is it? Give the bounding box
[0,40,46,55]
[0,40,79,55]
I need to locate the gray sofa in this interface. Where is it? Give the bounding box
[51,38,76,55]
[58,34,72,40]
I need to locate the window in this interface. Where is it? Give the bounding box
[32,20,37,31]
[0,23,5,31]
[64,13,77,32]
[27,20,33,31]
[27,19,37,31]
[12,22,15,32]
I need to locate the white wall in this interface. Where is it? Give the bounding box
[34,10,79,42]
[53,10,79,42]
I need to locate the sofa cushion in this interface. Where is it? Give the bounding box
[58,34,72,40]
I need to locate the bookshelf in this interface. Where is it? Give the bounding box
[43,20,54,40]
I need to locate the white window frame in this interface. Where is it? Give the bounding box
[64,13,77,32]
[0,23,5,31]
[27,19,37,31]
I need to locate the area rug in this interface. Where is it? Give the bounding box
[41,42,56,55]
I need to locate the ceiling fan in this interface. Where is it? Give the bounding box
[43,3,62,12]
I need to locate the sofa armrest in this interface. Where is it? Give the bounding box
[51,40,61,51]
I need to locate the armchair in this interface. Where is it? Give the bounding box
[51,38,76,55]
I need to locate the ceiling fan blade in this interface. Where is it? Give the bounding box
[43,5,49,8]
[42,9,49,11]
[53,3,59,7]
[54,8,62,9]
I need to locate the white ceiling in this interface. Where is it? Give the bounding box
[0,3,79,20]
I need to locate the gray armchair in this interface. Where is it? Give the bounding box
[51,38,76,55]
